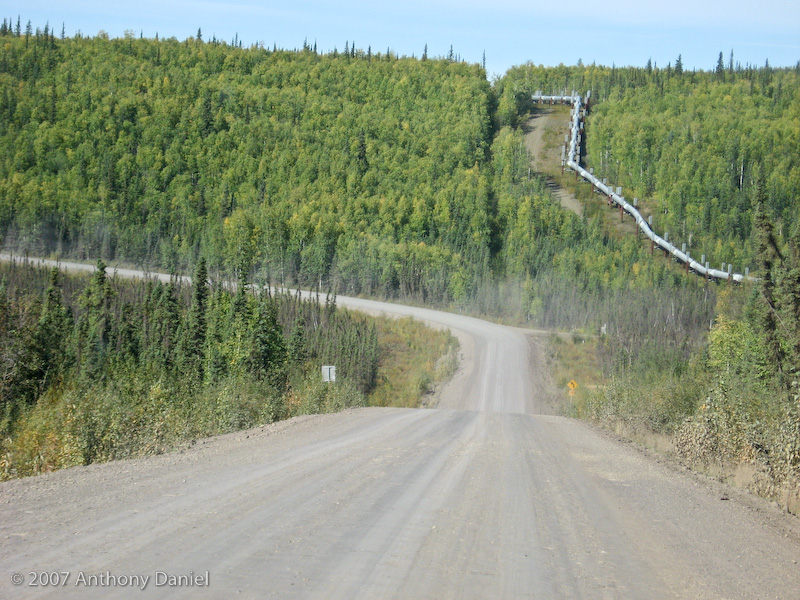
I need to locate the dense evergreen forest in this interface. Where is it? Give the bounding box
[0,258,379,476]
[0,22,798,502]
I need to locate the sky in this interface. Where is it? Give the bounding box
[10,0,800,79]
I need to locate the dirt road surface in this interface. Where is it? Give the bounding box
[2,255,800,599]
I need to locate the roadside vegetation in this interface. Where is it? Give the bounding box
[0,259,454,478]
[0,258,366,476]
[370,316,459,409]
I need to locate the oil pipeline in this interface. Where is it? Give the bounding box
[532,92,754,283]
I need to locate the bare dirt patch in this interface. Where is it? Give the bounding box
[524,108,649,239]
[523,107,583,218]
[522,107,568,175]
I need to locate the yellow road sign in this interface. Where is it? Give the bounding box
[567,380,578,391]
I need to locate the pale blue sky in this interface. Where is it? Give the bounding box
[9,0,800,79]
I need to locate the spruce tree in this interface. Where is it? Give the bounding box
[178,259,209,380]
[288,317,307,365]
[752,174,785,381]
[33,268,72,389]
[77,260,114,379]
[248,296,287,385]
[144,281,181,374]
[780,224,800,374]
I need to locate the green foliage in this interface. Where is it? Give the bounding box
[503,62,800,275]
[586,371,704,434]
[369,316,459,408]
[0,25,724,351]
[675,377,776,467]
[0,260,379,478]
[0,29,492,302]
[286,376,366,417]
[593,75,797,271]
[706,313,768,380]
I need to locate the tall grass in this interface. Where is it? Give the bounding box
[369,316,459,408]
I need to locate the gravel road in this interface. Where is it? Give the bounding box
[2,255,800,599]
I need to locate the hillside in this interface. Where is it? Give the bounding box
[0,27,702,319]
[501,62,800,272]
[0,29,495,302]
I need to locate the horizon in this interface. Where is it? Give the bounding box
[8,1,799,80]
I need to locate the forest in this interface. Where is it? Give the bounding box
[500,59,800,273]
[0,21,707,317]
[0,22,798,505]
[0,257,384,477]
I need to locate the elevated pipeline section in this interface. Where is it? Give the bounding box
[532,91,754,283]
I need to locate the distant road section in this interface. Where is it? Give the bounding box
[1,254,800,599]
